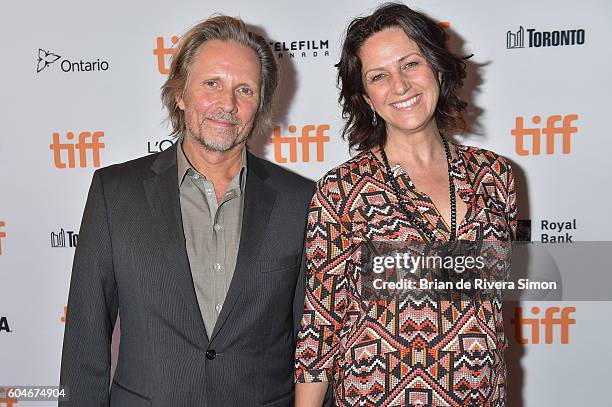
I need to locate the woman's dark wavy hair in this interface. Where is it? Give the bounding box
[337,2,468,151]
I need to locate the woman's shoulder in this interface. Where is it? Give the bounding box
[455,143,513,176]
[313,150,377,208]
[317,150,376,186]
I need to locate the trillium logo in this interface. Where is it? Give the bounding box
[36,48,110,73]
[37,48,61,73]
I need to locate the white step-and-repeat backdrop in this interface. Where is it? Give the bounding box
[1,0,611,405]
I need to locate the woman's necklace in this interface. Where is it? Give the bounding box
[379,136,457,241]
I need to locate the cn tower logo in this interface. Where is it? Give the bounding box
[506,26,585,49]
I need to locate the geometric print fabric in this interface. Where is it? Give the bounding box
[295,144,516,406]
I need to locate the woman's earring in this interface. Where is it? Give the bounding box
[371,106,378,126]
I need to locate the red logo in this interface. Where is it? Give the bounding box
[61,306,67,324]
[153,36,179,75]
[0,221,5,255]
[511,306,576,344]
[511,114,579,156]
[0,388,18,406]
[270,124,330,163]
[50,131,105,169]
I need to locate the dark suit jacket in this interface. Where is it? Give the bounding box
[59,144,315,406]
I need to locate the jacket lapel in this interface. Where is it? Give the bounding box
[210,152,276,341]
[142,144,208,342]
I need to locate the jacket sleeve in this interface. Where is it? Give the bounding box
[59,170,118,406]
[293,182,316,339]
[293,242,307,339]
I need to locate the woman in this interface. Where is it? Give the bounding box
[295,3,516,406]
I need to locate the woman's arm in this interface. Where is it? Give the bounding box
[294,175,351,406]
[295,382,329,407]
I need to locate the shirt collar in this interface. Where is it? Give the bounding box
[176,137,248,192]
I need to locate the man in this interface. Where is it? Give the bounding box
[60,16,314,406]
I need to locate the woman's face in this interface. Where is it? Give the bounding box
[360,27,440,139]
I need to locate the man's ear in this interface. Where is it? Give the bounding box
[176,90,186,111]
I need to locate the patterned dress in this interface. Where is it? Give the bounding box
[295,144,517,406]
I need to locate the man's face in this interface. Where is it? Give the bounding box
[178,40,261,152]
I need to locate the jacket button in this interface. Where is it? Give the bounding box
[206,349,216,360]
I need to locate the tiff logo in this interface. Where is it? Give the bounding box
[270,124,330,163]
[0,221,5,255]
[511,114,578,156]
[0,387,18,407]
[50,131,105,168]
[153,35,179,74]
[51,228,78,248]
[507,26,525,49]
[512,306,576,344]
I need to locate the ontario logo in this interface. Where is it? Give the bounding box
[36,48,110,73]
[37,49,61,73]
[506,26,585,49]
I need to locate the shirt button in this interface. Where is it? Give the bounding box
[214,224,222,232]
[206,349,216,360]
[214,263,221,271]
[215,303,223,313]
